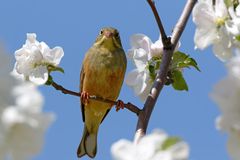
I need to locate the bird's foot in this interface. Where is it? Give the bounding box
[115,100,125,112]
[81,91,90,105]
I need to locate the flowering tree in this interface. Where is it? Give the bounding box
[1,0,240,159]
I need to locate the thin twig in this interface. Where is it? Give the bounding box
[147,0,169,46]
[51,81,141,115]
[51,81,80,97]
[89,95,141,115]
[134,0,197,143]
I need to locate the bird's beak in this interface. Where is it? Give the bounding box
[103,31,114,38]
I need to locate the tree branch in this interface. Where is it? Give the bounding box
[50,81,141,115]
[147,0,169,45]
[89,95,141,115]
[134,0,197,143]
[51,81,80,97]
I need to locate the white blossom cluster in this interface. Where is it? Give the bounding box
[14,33,64,85]
[125,34,181,101]
[193,0,240,61]
[111,130,189,160]
[193,0,240,159]
[125,34,164,101]
[0,49,55,160]
[210,53,240,160]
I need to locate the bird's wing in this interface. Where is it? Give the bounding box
[80,66,110,123]
[100,109,110,123]
[80,67,85,122]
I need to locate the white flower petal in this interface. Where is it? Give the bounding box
[130,34,152,52]
[26,33,37,44]
[39,41,50,55]
[170,142,189,160]
[150,39,163,59]
[194,28,216,49]
[215,0,228,17]
[15,48,28,61]
[213,41,232,62]
[210,77,240,113]
[125,69,151,102]
[29,66,48,85]
[1,107,24,129]
[139,83,152,102]
[127,49,135,59]
[132,48,148,71]
[6,112,55,160]
[111,140,136,160]
[139,130,168,159]
[30,46,44,63]
[152,152,172,160]
[111,130,189,160]
[133,71,148,96]
[125,69,140,86]
[193,1,215,27]
[236,5,240,17]
[13,83,43,113]
[45,46,64,65]
[225,20,240,36]
[227,55,240,80]
[15,46,43,75]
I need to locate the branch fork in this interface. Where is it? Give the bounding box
[134,0,197,143]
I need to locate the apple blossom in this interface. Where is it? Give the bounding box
[111,130,189,160]
[125,34,194,101]
[212,77,240,160]
[14,33,64,85]
[210,55,240,160]
[193,0,233,61]
[125,34,163,101]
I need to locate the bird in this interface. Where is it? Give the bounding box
[77,27,127,158]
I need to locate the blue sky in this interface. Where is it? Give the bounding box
[0,0,229,159]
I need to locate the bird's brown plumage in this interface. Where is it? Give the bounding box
[77,27,127,158]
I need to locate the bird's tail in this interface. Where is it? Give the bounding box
[77,125,97,158]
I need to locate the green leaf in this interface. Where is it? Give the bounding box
[53,66,65,73]
[171,70,188,91]
[172,51,200,71]
[224,0,239,9]
[161,137,181,150]
[178,57,200,71]
[236,35,240,42]
[225,0,232,7]
[47,64,65,74]
[146,57,162,81]
[45,75,53,86]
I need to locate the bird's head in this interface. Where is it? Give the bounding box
[94,27,123,50]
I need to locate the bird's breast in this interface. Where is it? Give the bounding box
[83,50,126,101]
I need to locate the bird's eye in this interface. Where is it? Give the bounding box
[115,32,119,38]
[100,30,104,35]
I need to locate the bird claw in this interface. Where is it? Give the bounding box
[116,100,124,112]
[81,91,90,105]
